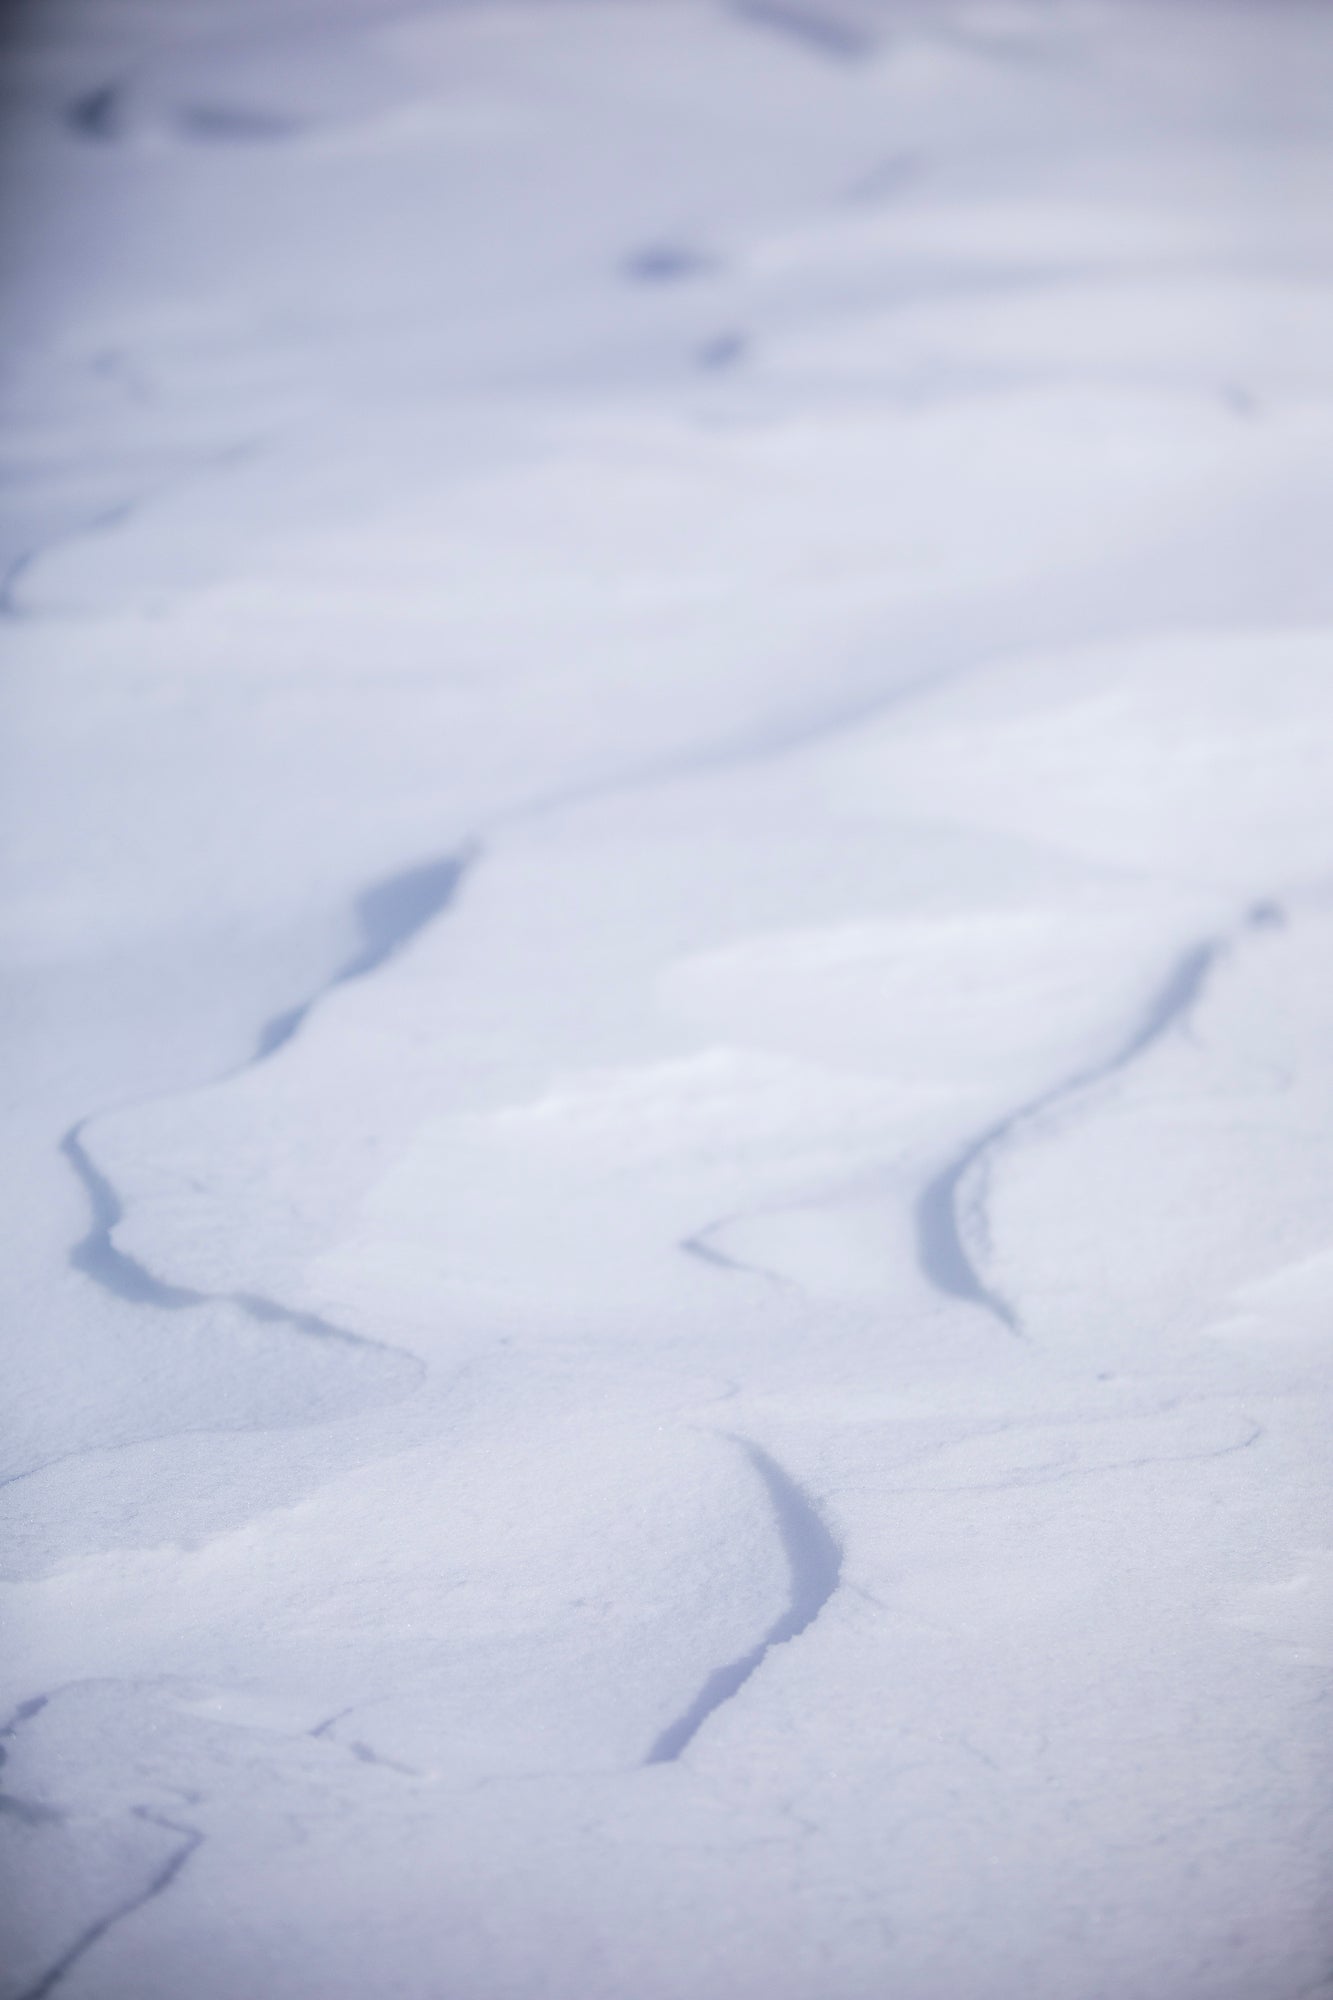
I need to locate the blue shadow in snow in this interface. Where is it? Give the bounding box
[61,848,473,1352]
[645,1441,841,1764]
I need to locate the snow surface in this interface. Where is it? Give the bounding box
[2,0,1332,1994]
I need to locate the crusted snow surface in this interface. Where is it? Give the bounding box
[2,1,1332,1995]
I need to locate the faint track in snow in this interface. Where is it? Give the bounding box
[916,901,1286,1334]
[645,1440,840,1764]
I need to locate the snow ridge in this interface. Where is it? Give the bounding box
[53,851,475,1418]
[56,1117,413,1378]
[915,903,1285,1334]
[253,852,472,1061]
[645,1440,840,1764]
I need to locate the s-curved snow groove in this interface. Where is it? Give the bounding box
[57,1110,418,1380]
[62,1122,203,1309]
[915,903,1284,1333]
[645,1440,841,1765]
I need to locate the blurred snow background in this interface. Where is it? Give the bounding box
[1,2,1332,1995]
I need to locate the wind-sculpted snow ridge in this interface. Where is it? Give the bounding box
[252,851,473,1061]
[57,1116,417,1381]
[645,1442,840,1765]
[916,902,1286,1334]
[58,849,475,1379]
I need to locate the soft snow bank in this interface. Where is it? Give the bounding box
[2,3,1332,1997]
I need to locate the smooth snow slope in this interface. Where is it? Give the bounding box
[2,1,1332,1995]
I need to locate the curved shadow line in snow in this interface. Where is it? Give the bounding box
[252,850,472,1060]
[678,1218,792,1288]
[1,1692,205,2000]
[916,902,1285,1333]
[15,1809,203,2000]
[679,1229,750,1275]
[57,849,475,1368]
[645,1440,841,1765]
[678,1216,798,1292]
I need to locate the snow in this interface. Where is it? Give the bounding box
[2,1,1332,1995]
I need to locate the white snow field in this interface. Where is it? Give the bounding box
[2,0,1332,1993]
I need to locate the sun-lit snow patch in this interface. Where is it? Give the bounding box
[823,626,1333,884]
